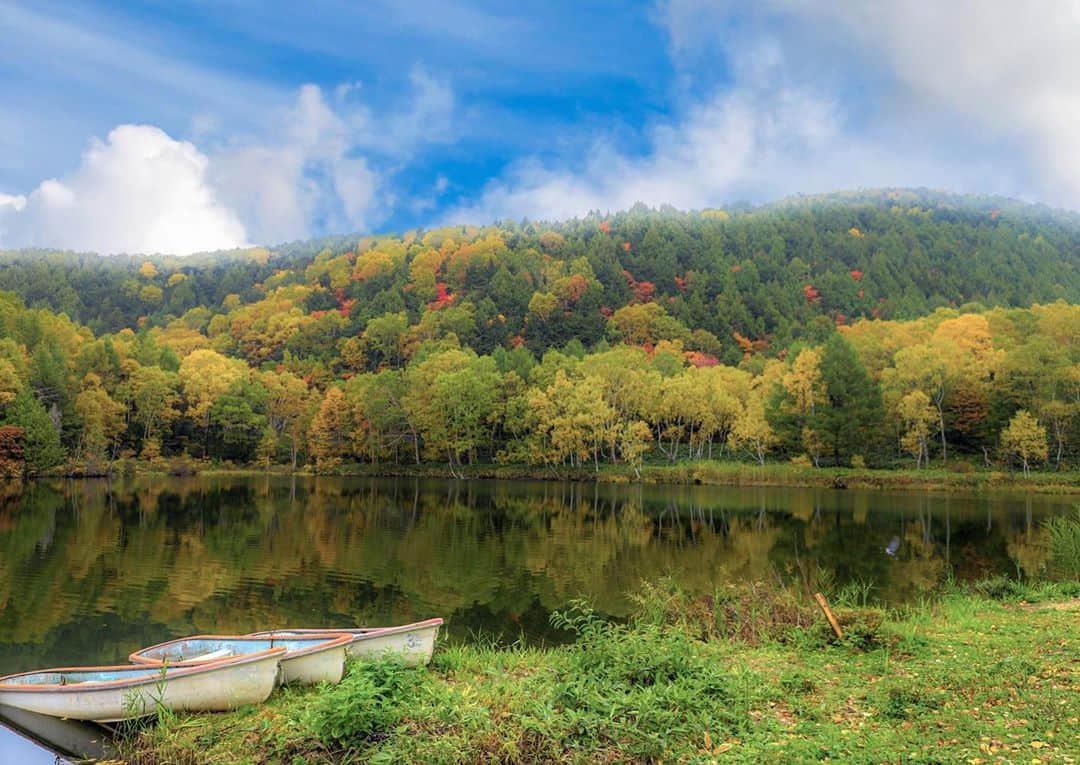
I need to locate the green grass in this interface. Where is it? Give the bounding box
[214,458,1080,495]
[59,457,1080,495]
[120,580,1080,764]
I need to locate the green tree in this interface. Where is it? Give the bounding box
[1,389,64,473]
[403,350,502,474]
[210,379,269,461]
[817,333,882,465]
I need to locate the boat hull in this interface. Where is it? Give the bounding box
[278,643,347,684]
[251,619,443,666]
[0,651,283,723]
[129,634,352,686]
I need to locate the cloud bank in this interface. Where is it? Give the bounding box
[0,125,248,255]
[448,0,1080,222]
[4,1,1080,251]
[0,69,453,255]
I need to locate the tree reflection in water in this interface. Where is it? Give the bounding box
[0,476,1070,673]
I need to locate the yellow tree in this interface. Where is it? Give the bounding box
[783,348,825,415]
[125,365,180,442]
[0,358,21,407]
[618,420,653,479]
[884,314,1000,465]
[258,369,314,469]
[781,348,826,465]
[74,373,126,467]
[524,371,618,470]
[178,349,249,454]
[1000,410,1048,477]
[729,393,774,465]
[308,387,350,472]
[897,390,937,469]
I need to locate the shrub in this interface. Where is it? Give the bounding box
[167,457,198,476]
[306,660,427,746]
[631,578,818,646]
[548,599,749,759]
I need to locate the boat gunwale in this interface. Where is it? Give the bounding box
[0,647,287,693]
[249,618,444,642]
[128,633,354,666]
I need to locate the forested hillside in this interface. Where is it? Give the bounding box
[0,188,1078,476]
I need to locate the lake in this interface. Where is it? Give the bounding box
[0,475,1072,760]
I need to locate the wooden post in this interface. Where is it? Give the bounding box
[814,592,844,640]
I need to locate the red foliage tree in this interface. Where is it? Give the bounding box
[622,270,655,303]
[685,351,719,367]
[426,282,455,311]
[0,425,25,478]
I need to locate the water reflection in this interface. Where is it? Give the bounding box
[0,706,115,763]
[0,476,1070,675]
[0,725,72,765]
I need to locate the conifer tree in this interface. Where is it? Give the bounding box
[1,389,65,473]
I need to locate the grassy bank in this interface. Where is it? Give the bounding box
[304,460,1080,495]
[40,457,1080,495]
[121,580,1080,765]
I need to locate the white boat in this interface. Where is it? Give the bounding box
[0,649,284,722]
[250,618,443,666]
[129,633,354,685]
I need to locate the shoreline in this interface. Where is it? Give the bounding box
[119,581,1080,764]
[30,460,1080,495]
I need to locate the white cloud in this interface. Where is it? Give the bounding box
[447,56,949,223]
[0,70,455,254]
[209,69,453,244]
[660,0,1080,205]
[450,0,1080,223]
[208,84,380,246]
[755,0,1080,206]
[0,193,26,212]
[0,125,248,255]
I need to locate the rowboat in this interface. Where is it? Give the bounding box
[0,703,121,760]
[129,633,354,685]
[0,649,284,722]
[250,618,443,666]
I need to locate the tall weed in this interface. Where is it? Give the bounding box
[1045,507,1080,580]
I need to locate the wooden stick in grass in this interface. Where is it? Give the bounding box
[814,592,844,640]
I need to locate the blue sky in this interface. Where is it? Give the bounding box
[1,0,1078,254]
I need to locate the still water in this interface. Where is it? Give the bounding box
[0,476,1072,759]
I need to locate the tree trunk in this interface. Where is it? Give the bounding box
[935,398,947,464]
